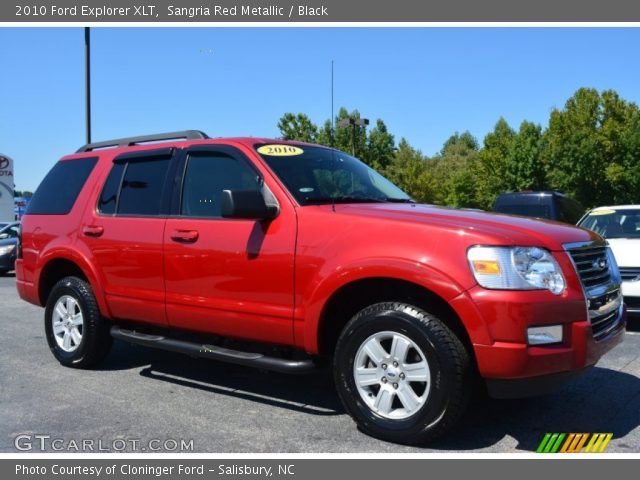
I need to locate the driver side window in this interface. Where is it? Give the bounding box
[181,152,261,218]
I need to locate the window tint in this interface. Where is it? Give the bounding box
[27,158,98,215]
[181,153,260,218]
[98,163,125,215]
[117,158,171,216]
[256,145,410,205]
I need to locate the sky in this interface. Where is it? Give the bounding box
[2,27,640,191]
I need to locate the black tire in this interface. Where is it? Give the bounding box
[44,276,112,368]
[333,302,471,445]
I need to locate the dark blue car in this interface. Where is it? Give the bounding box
[0,222,19,275]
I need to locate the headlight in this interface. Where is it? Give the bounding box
[0,244,15,256]
[467,246,566,294]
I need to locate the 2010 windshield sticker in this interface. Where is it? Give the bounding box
[257,145,304,156]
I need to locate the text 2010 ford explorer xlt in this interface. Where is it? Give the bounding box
[16,131,626,445]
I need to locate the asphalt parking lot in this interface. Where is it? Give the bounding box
[1,274,639,453]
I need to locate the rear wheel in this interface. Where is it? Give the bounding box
[333,302,471,445]
[44,276,112,368]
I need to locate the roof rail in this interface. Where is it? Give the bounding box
[76,130,209,153]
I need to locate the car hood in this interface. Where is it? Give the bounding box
[334,203,599,250]
[606,238,640,267]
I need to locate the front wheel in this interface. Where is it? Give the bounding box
[333,302,471,445]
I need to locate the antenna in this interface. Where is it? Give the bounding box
[330,60,336,212]
[330,60,334,148]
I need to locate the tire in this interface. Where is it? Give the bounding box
[44,276,112,368]
[333,302,471,445]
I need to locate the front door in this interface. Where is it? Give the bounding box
[163,146,296,345]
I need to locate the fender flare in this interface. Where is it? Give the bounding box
[301,257,482,354]
[36,247,111,318]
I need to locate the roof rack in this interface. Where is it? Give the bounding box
[76,130,209,153]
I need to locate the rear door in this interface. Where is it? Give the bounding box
[163,145,296,345]
[80,147,179,326]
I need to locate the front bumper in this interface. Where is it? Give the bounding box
[453,275,626,398]
[477,317,625,398]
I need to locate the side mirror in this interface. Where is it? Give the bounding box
[221,190,278,220]
[0,233,8,240]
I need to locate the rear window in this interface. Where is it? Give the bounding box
[27,158,98,215]
[494,203,552,219]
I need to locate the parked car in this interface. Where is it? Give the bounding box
[493,191,585,224]
[16,131,625,445]
[0,221,19,275]
[578,206,640,315]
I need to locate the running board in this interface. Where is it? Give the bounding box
[110,326,317,374]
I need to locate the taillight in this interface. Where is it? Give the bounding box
[16,223,22,259]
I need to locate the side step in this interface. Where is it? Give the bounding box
[110,326,317,374]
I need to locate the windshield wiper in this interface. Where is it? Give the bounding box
[384,198,416,203]
[303,196,388,205]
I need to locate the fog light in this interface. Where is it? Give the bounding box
[527,325,563,345]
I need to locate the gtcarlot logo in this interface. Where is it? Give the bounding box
[13,434,194,452]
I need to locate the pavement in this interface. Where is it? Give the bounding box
[0,274,638,453]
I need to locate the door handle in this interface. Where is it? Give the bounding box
[170,229,199,243]
[82,225,104,237]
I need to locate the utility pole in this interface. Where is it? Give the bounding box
[85,27,91,144]
[338,117,369,156]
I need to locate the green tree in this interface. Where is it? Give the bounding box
[475,118,517,208]
[366,119,396,169]
[543,88,640,207]
[317,107,369,160]
[507,121,546,191]
[433,131,480,207]
[277,113,318,143]
[383,139,436,203]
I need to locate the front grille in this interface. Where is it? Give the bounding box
[567,245,611,288]
[619,267,640,282]
[565,241,624,341]
[589,291,623,340]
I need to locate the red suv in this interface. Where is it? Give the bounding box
[16,131,625,444]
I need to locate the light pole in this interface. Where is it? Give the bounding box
[338,117,369,156]
[85,27,91,144]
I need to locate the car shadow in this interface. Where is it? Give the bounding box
[428,366,640,452]
[98,340,344,416]
[98,341,640,451]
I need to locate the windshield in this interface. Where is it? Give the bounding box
[255,144,412,205]
[578,208,640,239]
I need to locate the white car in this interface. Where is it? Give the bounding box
[578,205,640,315]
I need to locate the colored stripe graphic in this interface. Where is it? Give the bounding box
[538,433,613,453]
[537,433,566,453]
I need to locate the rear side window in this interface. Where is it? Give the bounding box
[97,149,173,217]
[27,158,98,215]
[98,163,125,214]
[118,159,171,216]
